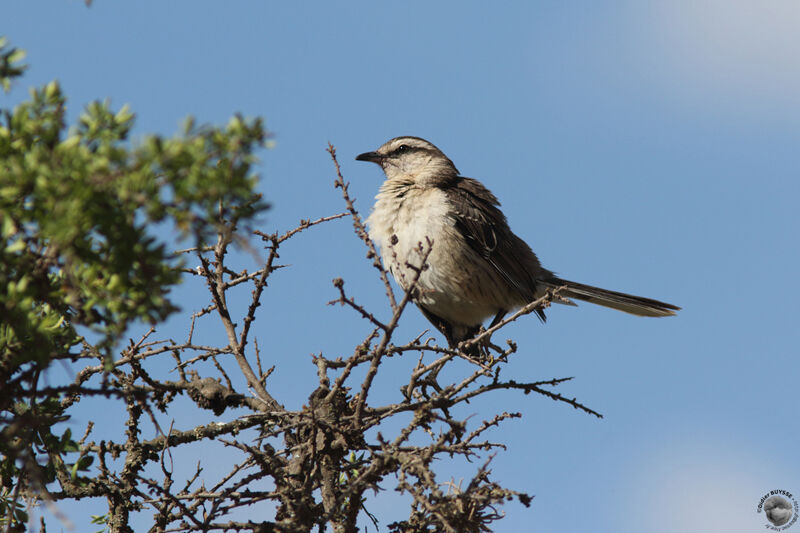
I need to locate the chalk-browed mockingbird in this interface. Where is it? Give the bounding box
[356,136,679,348]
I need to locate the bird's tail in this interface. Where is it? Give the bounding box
[540,277,680,317]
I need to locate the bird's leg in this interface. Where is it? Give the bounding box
[418,306,452,342]
[488,310,507,330]
[466,310,507,364]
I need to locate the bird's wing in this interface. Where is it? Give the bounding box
[447,178,548,305]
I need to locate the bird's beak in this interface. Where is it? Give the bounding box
[355,151,383,164]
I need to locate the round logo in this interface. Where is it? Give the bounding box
[758,490,799,531]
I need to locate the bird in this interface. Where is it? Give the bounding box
[356,136,679,349]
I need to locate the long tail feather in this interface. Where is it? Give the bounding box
[541,277,680,317]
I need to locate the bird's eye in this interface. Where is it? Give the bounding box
[396,145,410,154]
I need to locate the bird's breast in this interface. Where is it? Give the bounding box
[366,184,506,326]
[367,185,452,275]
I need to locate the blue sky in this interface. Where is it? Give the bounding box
[4,1,800,532]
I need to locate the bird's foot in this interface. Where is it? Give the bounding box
[458,329,505,366]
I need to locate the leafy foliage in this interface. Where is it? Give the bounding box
[0,37,269,531]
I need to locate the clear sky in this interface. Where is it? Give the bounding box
[4,1,800,532]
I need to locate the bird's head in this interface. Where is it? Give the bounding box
[356,136,459,186]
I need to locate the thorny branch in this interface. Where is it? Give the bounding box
[4,145,601,533]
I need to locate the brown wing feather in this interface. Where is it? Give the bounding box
[446,178,551,313]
